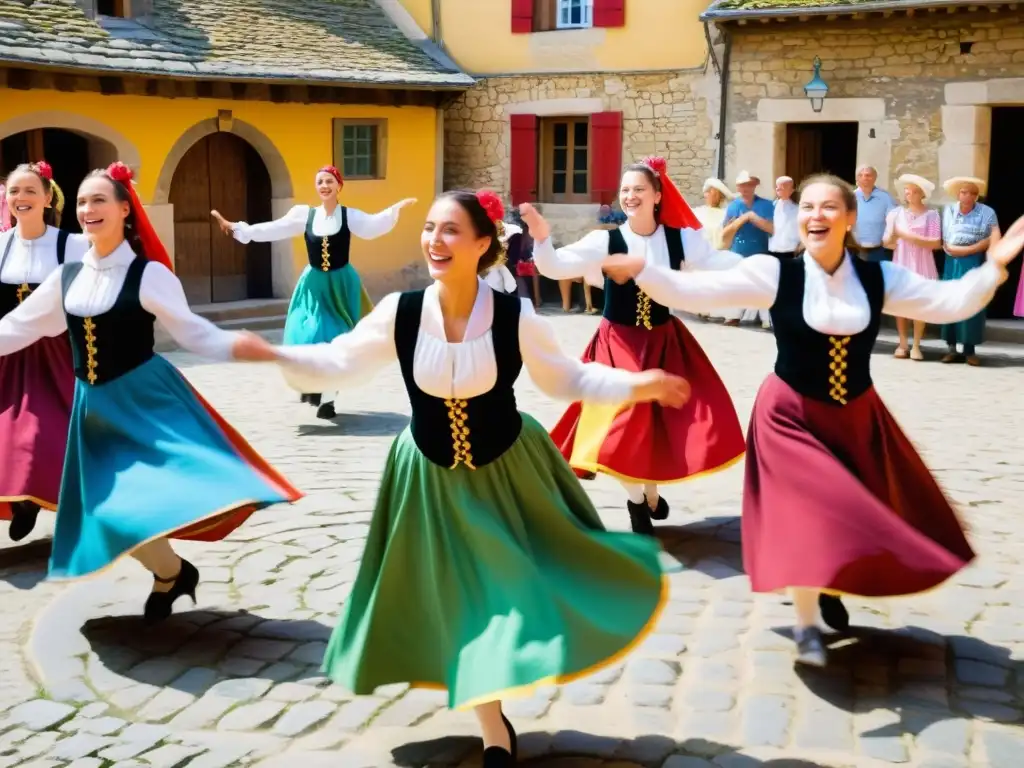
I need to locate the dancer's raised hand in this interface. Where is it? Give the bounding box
[518,203,550,242]
[232,332,278,362]
[210,210,235,237]
[630,370,691,408]
[601,253,647,284]
[989,215,1024,268]
[395,198,418,211]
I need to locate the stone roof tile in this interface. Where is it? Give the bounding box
[0,0,473,88]
[703,0,1006,20]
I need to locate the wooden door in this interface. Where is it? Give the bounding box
[785,123,823,188]
[170,139,215,304]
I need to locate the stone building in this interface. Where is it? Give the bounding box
[406,0,722,241]
[703,0,1024,317]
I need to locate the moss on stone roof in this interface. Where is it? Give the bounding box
[704,0,1005,18]
[0,0,473,87]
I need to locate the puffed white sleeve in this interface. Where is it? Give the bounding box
[346,205,402,240]
[679,227,744,271]
[880,259,1006,323]
[273,292,399,393]
[232,205,309,245]
[484,265,517,293]
[63,234,91,264]
[634,254,780,313]
[139,263,240,360]
[518,300,636,403]
[0,268,68,356]
[532,229,609,287]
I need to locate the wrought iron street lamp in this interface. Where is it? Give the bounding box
[804,57,829,113]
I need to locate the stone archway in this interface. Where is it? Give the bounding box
[0,111,141,175]
[154,118,296,298]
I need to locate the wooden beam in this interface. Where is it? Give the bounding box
[98,76,125,95]
[230,81,247,100]
[6,68,32,90]
[195,80,213,99]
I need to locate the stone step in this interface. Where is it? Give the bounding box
[191,298,290,323]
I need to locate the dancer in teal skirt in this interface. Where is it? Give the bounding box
[0,162,302,622]
[211,165,415,419]
[237,189,688,766]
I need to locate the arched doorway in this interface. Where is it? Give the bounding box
[0,128,119,234]
[169,133,273,305]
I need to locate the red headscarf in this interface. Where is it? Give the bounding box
[105,162,174,272]
[317,165,344,189]
[641,156,702,231]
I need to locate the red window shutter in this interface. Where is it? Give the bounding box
[511,0,534,33]
[593,0,625,28]
[510,114,538,206]
[590,111,622,205]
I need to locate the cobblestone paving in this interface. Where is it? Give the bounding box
[1,314,1022,768]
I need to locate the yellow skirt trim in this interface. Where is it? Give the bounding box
[0,495,58,512]
[407,572,671,711]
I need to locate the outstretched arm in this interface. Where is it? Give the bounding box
[214,205,309,245]
[0,269,68,356]
[678,228,744,271]
[519,203,608,285]
[272,293,400,393]
[347,198,417,241]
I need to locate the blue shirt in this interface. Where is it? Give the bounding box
[724,195,775,257]
[854,187,897,247]
[941,202,998,248]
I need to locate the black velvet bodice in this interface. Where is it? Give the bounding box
[0,229,69,317]
[304,206,352,272]
[602,225,684,328]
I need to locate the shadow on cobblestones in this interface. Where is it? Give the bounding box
[0,538,50,573]
[295,410,410,437]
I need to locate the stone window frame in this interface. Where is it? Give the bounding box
[332,118,388,181]
[531,0,594,32]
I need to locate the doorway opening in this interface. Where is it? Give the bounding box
[785,122,859,187]
[169,133,273,305]
[986,106,1024,319]
[0,128,119,233]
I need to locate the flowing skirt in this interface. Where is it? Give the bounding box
[322,414,667,710]
[49,355,302,579]
[549,316,745,484]
[0,335,75,519]
[283,264,373,346]
[742,374,974,597]
[941,253,986,347]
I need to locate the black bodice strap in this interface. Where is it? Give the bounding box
[602,225,684,328]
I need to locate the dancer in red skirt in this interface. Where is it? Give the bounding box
[602,173,1024,665]
[1,161,88,541]
[526,157,746,536]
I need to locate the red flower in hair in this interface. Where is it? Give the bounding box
[642,156,667,176]
[32,161,54,180]
[107,162,134,185]
[475,190,504,223]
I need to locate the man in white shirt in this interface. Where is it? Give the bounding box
[768,176,800,259]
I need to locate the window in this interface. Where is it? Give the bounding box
[540,117,590,203]
[96,0,129,17]
[557,0,592,28]
[332,119,387,180]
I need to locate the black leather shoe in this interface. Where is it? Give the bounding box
[578,471,596,481]
[482,713,517,766]
[144,559,199,624]
[307,393,322,407]
[8,501,40,542]
[647,495,669,521]
[316,402,337,420]
[819,593,850,631]
[627,500,655,536]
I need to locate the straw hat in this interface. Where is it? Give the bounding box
[942,176,987,198]
[702,178,735,200]
[894,174,935,200]
[735,170,760,186]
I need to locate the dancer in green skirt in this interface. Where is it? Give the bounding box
[235,189,689,766]
[211,165,415,420]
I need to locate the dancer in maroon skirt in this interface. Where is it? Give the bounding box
[602,173,1024,665]
[0,162,87,541]
[526,157,745,536]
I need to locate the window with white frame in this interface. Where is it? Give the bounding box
[556,0,592,29]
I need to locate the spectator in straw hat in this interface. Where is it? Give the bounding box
[939,176,998,366]
[722,171,773,328]
[883,173,941,361]
[694,178,734,250]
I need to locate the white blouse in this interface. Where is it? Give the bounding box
[634,252,1006,334]
[0,241,239,361]
[232,204,401,245]
[0,227,89,285]
[532,223,743,287]
[275,278,637,403]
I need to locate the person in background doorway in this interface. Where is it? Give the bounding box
[722,170,773,329]
[693,178,740,323]
[939,176,1000,366]
[855,165,897,262]
[884,174,941,361]
[506,210,541,307]
[768,176,800,259]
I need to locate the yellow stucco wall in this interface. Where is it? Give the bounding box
[400,0,709,74]
[399,0,434,39]
[0,86,435,287]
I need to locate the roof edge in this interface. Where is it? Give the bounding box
[700,0,1009,23]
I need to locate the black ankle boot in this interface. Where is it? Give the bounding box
[482,713,517,766]
[818,593,850,631]
[647,495,669,521]
[308,392,322,407]
[144,559,199,624]
[627,500,655,536]
[316,402,337,420]
[8,501,40,542]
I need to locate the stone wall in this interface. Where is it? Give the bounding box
[443,69,720,244]
[723,8,1024,197]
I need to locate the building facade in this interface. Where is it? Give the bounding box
[0,0,472,303]
[704,0,1024,317]
[400,0,720,242]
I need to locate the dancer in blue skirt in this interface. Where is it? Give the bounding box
[211,165,415,420]
[0,162,302,622]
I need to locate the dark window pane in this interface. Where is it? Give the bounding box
[553,122,568,146]
[573,148,587,172]
[553,172,566,194]
[573,171,587,194]
[343,157,357,177]
[553,148,567,172]
[574,121,588,147]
